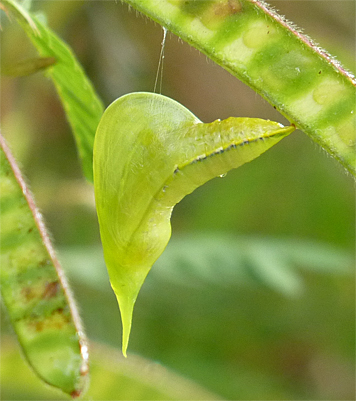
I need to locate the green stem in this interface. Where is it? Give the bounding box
[122,0,355,176]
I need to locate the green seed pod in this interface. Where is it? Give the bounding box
[0,134,88,396]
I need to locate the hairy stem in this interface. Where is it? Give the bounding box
[122,0,355,176]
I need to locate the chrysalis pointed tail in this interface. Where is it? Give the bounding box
[115,293,135,358]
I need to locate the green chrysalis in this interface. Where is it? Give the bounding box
[93,92,294,356]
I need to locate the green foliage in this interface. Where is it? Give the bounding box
[60,240,355,399]
[1,0,104,182]
[59,235,353,296]
[1,336,221,400]
[0,0,354,399]
[154,234,353,294]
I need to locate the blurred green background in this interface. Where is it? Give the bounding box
[1,1,355,400]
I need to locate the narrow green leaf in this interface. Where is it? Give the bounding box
[1,56,57,77]
[153,235,353,291]
[93,92,294,355]
[122,0,356,176]
[1,0,104,182]
[59,236,353,296]
[0,133,89,396]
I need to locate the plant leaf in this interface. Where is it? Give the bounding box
[2,56,57,77]
[0,133,89,396]
[58,236,353,296]
[153,235,353,292]
[93,92,294,355]
[122,0,356,176]
[1,0,104,182]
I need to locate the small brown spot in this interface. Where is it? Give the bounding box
[43,281,60,299]
[21,287,35,301]
[80,363,89,376]
[228,0,242,14]
[70,390,82,398]
[318,70,322,74]
[213,0,242,17]
[39,258,51,267]
[28,227,33,233]
[35,321,44,332]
